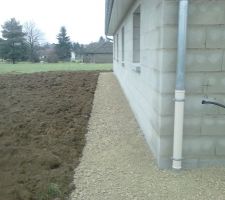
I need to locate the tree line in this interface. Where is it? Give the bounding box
[0,18,84,64]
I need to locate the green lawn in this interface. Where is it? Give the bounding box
[0,62,113,74]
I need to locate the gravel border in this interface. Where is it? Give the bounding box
[70,72,225,200]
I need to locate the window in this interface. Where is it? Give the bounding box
[133,6,140,63]
[121,27,125,62]
[116,33,119,61]
[113,36,116,60]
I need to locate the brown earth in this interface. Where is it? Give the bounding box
[0,71,99,200]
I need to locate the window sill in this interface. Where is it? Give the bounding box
[131,63,141,74]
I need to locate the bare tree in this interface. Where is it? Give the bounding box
[24,21,43,62]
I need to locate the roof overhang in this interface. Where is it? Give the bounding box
[105,0,136,36]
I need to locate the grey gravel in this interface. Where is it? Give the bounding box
[70,73,225,200]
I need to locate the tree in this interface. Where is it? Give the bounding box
[56,26,71,61]
[98,36,105,44]
[1,18,26,64]
[0,38,5,59]
[39,43,59,63]
[24,21,43,62]
[72,42,84,54]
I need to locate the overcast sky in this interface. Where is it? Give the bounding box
[0,0,105,44]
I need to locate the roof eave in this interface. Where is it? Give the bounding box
[105,0,136,36]
[105,0,114,36]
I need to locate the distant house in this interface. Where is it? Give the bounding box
[71,52,76,62]
[38,44,59,63]
[82,41,113,63]
[105,0,225,169]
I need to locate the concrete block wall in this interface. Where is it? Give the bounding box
[113,0,225,168]
[113,0,164,166]
[159,0,225,168]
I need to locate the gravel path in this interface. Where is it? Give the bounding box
[71,73,225,200]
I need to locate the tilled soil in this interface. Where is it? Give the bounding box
[0,71,99,200]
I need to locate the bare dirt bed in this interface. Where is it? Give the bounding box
[0,71,99,200]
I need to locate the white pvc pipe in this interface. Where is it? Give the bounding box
[172,90,185,170]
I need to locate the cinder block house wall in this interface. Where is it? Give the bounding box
[159,0,225,168]
[112,0,225,168]
[113,0,165,167]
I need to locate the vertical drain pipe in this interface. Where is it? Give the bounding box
[172,0,189,170]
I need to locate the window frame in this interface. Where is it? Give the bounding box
[121,26,125,63]
[132,6,141,64]
[116,33,119,62]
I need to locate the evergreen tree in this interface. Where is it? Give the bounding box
[1,18,27,63]
[0,38,4,58]
[72,42,83,54]
[98,36,105,44]
[56,26,71,61]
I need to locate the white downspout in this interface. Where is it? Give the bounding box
[172,0,189,170]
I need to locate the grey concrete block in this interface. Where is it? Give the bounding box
[162,25,177,49]
[206,25,225,48]
[160,49,176,72]
[143,125,160,159]
[162,1,178,25]
[159,136,173,156]
[159,72,176,94]
[198,158,225,168]
[216,138,225,156]
[163,1,225,25]
[162,25,207,49]
[148,68,160,92]
[142,0,163,31]
[188,2,225,25]
[182,159,199,169]
[222,50,225,71]
[159,94,174,116]
[160,49,223,73]
[186,50,223,72]
[217,99,225,115]
[157,157,172,169]
[159,116,202,136]
[183,136,215,157]
[140,49,160,69]
[184,116,202,136]
[200,105,219,115]
[146,28,161,49]
[185,95,204,115]
[203,72,225,94]
[187,26,206,49]
[186,72,205,94]
[158,157,225,169]
[202,116,225,136]
[159,116,174,135]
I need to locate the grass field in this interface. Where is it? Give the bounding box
[0,62,112,74]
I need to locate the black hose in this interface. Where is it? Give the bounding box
[202,100,225,109]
